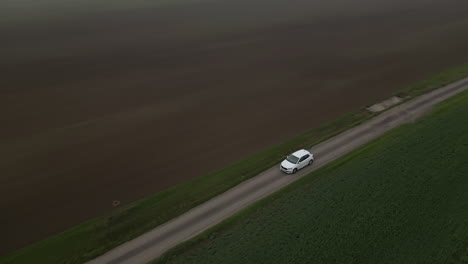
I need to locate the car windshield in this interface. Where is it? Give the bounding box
[286,155,299,164]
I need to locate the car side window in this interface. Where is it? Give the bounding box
[299,155,308,162]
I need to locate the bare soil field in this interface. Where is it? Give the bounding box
[1,0,468,254]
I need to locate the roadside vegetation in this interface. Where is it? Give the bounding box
[156,89,468,264]
[2,64,468,264]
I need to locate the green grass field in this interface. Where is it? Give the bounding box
[2,65,468,264]
[158,90,468,264]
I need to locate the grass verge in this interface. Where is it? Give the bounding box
[155,89,468,264]
[2,64,468,264]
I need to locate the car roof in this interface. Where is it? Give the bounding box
[291,149,310,157]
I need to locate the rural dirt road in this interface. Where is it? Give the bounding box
[87,78,468,264]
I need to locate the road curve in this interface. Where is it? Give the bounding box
[87,78,468,264]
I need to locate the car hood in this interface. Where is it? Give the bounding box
[281,159,296,168]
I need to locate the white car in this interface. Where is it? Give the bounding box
[280,149,314,174]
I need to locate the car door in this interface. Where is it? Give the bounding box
[298,155,308,169]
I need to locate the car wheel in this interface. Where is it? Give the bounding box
[292,168,297,174]
[308,159,313,165]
